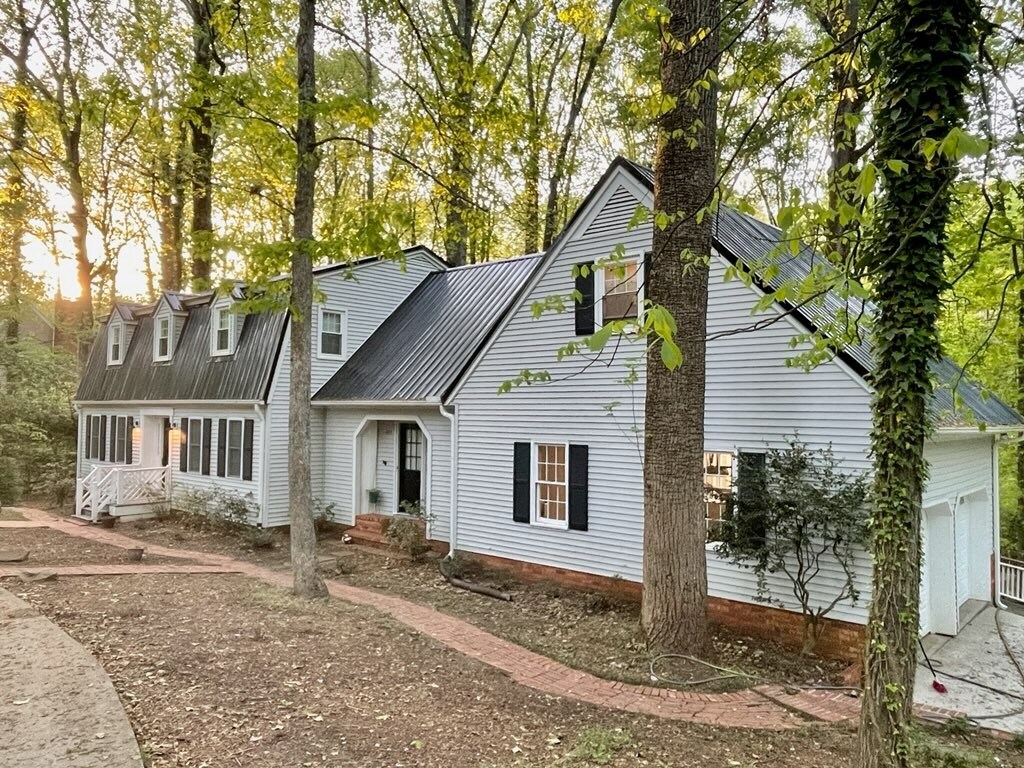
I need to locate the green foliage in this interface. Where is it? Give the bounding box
[566,727,632,765]
[175,487,260,530]
[385,501,432,560]
[715,438,869,654]
[0,340,78,505]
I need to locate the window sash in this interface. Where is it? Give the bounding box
[226,419,243,477]
[704,451,734,540]
[601,260,640,321]
[88,415,102,459]
[114,416,127,463]
[320,311,344,356]
[214,309,232,352]
[533,443,568,526]
[109,326,122,362]
[156,318,170,358]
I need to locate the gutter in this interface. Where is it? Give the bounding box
[255,402,269,528]
[311,398,441,409]
[75,399,264,408]
[439,404,458,558]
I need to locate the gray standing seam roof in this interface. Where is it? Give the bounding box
[618,157,1023,427]
[76,298,286,402]
[314,255,543,402]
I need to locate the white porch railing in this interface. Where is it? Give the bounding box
[999,557,1024,604]
[75,465,170,521]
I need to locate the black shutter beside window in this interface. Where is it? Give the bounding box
[217,419,226,477]
[179,419,189,472]
[574,262,595,336]
[242,419,254,481]
[202,418,212,475]
[124,416,133,464]
[512,442,531,523]
[85,416,93,460]
[99,416,108,461]
[568,444,589,531]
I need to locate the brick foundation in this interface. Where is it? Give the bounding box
[462,550,865,661]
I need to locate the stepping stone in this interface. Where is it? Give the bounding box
[17,569,56,582]
[0,550,29,563]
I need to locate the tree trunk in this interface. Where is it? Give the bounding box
[1,0,32,339]
[157,129,187,291]
[443,0,474,266]
[289,0,327,600]
[640,0,718,655]
[856,0,979,764]
[187,0,216,289]
[540,0,623,250]
[1016,284,1024,556]
[361,0,375,204]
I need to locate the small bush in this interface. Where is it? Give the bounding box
[173,488,259,531]
[0,455,25,504]
[243,528,276,550]
[909,731,993,768]
[386,501,432,560]
[567,727,632,764]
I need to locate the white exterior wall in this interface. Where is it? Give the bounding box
[456,169,950,627]
[263,252,442,527]
[77,407,141,476]
[319,407,452,542]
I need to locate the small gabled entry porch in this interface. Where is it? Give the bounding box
[75,412,174,521]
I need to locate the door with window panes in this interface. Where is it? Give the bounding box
[398,423,424,513]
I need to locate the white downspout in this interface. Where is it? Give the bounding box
[439,404,458,558]
[255,403,269,528]
[994,437,1008,609]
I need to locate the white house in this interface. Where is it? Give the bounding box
[73,246,447,527]
[74,159,1023,656]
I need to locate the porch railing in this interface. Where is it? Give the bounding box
[1000,557,1024,604]
[75,465,170,521]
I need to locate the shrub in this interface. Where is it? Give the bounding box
[0,455,24,504]
[386,501,432,560]
[715,437,869,655]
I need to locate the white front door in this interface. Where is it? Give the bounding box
[140,415,169,468]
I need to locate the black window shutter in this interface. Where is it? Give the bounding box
[568,444,589,531]
[161,418,170,466]
[124,416,133,464]
[85,416,93,459]
[99,416,107,461]
[734,451,768,545]
[512,442,531,523]
[179,419,189,472]
[217,419,227,477]
[242,419,254,481]
[201,418,212,475]
[574,262,595,336]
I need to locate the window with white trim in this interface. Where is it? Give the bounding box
[533,443,568,527]
[598,258,642,323]
[186,418,204,472]
[108,323,123,365]
[154,316,172,360]
[704,451,733,540]
[86,415,103,460]
[226,418,243,478]
[319,309,345,358]
[211,305,235,355]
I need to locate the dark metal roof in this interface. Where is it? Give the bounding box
[314,255,544,403]
[617,157,1023,428]
[76,297,286,402]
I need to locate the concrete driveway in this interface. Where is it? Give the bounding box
[915,605,1024,734]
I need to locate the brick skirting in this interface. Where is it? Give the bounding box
[462,550,865,661]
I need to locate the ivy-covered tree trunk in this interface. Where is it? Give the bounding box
[857,0,980,764]
[640,0,718,654]
[289,0,327,600]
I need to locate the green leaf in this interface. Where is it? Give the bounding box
[659,338,682,369]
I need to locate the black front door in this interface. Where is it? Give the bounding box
[398,423,423,512]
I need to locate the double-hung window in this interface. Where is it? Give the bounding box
[599,258,642,323]
[319,309,345,358]
[186,418,203,472]
[86,415,104,460]
[226,418,243,478]
[534,443,568,527]
[211,305,234,355]
[113,415,130,464]
[704,450,767,542]
[108,323,123,365]
[154,316,172,361]
[704,451,734,540]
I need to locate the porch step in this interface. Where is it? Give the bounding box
[346,515,394,550]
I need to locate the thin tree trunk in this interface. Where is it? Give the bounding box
[1017,284,1024,555]
[361,1,375,204]
[856,0,979,763]
[540,0,622,250]
[289,0,327,600]
[443,0,474,266]
[186,0,216,289]
[158,128,188,291]
[1,0,32,339]
[640,0,718,655]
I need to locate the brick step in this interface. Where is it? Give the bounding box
[351,514,392,535]
[343,528,393,551]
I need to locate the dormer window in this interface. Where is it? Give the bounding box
[154,316,172,361]
[319,308,346,359]
[211,304,235,356]
[107,323,123,365]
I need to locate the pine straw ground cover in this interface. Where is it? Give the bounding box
[116,517,847,693]
[7,571,1018,768]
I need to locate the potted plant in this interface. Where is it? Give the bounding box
[367,488,381,506]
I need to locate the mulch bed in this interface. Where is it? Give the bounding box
[0,527,200,567]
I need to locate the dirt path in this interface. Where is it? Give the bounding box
[0,588,142,768]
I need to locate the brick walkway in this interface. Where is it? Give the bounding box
[2,508,961,731]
